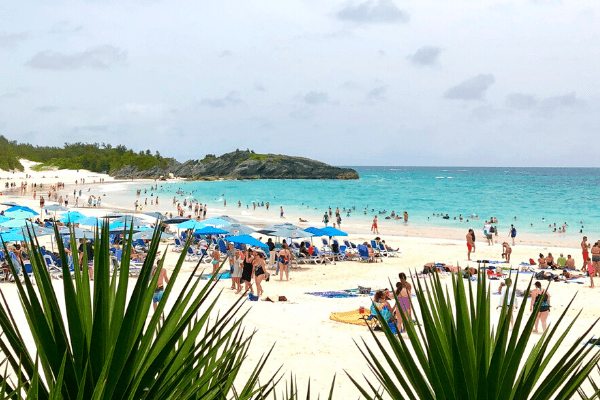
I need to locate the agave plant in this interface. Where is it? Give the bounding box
[350,270,600,399]
[0,222,279,399]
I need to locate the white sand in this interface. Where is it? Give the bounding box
[1,160,599,397]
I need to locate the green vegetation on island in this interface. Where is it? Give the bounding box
[0,135,170,173]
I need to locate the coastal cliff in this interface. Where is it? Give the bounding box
[109,150,359,180]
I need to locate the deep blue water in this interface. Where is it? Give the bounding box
[133,167,600,236]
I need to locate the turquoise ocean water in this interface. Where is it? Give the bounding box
[132,167,600,237]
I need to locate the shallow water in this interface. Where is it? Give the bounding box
[118,167,600,237]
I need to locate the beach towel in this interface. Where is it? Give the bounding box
[201,272,232,280]
[307,291,358,298]
[330,309,376,326]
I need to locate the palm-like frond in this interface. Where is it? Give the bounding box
[0,221,277,399]
[351,270,600,399]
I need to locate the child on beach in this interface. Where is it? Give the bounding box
[211,248,221,275]
[587,258,594,288]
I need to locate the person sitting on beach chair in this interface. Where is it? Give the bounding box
[370,290,398,333]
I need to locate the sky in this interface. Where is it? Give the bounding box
[1,0,599,167]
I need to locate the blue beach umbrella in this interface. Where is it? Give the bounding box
[202,217,231,227]
[176,220,205,230]
[222,223,255,236]
[43,205,69,212]
[321,227,348,237]
[24,225,55,237]
[217,215,238,223]
[0,215,11,224]
[75,216,100,226]
[144,211,165,220]
[194,226,228,235]
[59,211,87,223]
[304,227,328,236]
[224,234,268,248]
[59,227,94,239]
[4,210,37,219]
[0,231,26,242]
[1,219,29,228]
[268,226,314,239]
[5,206,39,215]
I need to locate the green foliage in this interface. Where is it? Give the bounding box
[0,135,171,173]
[0,223,279,399]
[248,153,269,162]
[350,271,600,399]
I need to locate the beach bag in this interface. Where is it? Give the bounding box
[358,286,371,295]
[529,258,536,265]
[308,246,314,255]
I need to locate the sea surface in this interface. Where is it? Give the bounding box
[124,167,600,237]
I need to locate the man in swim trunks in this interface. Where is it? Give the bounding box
[371,216,379,234]
[565,255,575,269]
[152,263,170,311]
[582,236,590,270]
[466,229,474,260]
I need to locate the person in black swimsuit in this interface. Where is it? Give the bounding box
[253,250,268,296]
[241,248,254,294]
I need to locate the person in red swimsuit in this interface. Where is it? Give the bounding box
[371,216,379,234]
[466,229,474,261]
[582,236,590,270]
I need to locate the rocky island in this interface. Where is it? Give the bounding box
[110,150,359,180]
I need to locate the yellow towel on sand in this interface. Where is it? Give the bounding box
[330,309,376,326]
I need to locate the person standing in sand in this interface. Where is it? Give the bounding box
[371,216,379,234]
[466,229,474,260]
[592,242,600,277]
[403,211,408,223]
[582,236,590,270]
[509,225,517,246]
[394,280,411,334]
[241,248,255,294]
[483,221,493,245]
[277,244,291,281]
[587,258,595,288]
[502,242,512,263]
[530,281,550,334]
[152,264,170,311]
[211,247,221,275]
[280,206,285,218]
[253,251,268,296]
[232,249,243,293]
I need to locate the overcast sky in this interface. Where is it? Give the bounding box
[1,0,599,166]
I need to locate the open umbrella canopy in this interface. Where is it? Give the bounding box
[113,216,146,225]
[0,215,10,224]
[267,226,314,238]
[201,217,231,227]
[43,204,69,212]
[217,215,238,223]
[4,210,38,219]
[5,205,39,215]
[25,225,55,237]
[75,216,100,226]
[194,226,229,235]
[163,217,189,224]
[222,223,255,236]
[59,211,87,223]
[304,227,328,236]
[0,231,25,242]
[176,220,206,230]
[59,227,94,239]
[0,219,30,228]
[321,227,348,237]
[0,202,19,207]
[257,222,302,235]
[224,234,268,248]
[129,231,159,241]
[144,211,164,220]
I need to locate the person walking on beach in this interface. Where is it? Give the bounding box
[323,212,329,227]
[509,225,517,245]
[530,281,550,334]
[371,216,379,234]
[152,263,169,311]
[466,229,474,260]
[280,206,285,218]
[484,221,493,245]
[502,242,512,263]
[582,236,590,270]
[253,251,268,296]
[267,238,276,266]
[241,248,255,294]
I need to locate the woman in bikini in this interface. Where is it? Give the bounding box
[211,247,221,275]
[538,253,547,269]
[394,280,411,334]
[530,281,551,334]
[398,272,412,293]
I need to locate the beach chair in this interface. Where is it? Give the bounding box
[357,245,371,262]
[312,247,333,264]
[218,240,228,254]
[43,255,62,278]
[173,237,184,252]
[185,247,200,262]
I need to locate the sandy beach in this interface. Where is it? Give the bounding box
[1,161,599,397]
